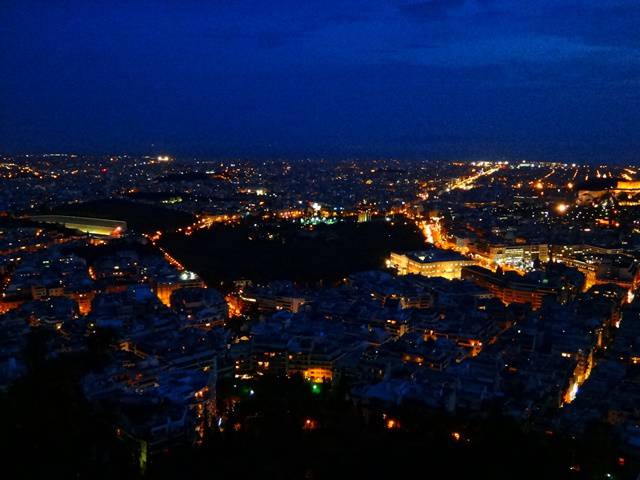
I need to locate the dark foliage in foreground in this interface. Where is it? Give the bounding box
[2,339,634,480]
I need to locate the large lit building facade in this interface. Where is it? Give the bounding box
[389,250,477,280]
[31,215,126,237]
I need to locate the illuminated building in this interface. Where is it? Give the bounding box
[303,367,333,383]
[67,291,95,315]
[551,244,624,262]
[383,318,409,338]
[31,284,64,299]
[0,298,23,314]
[225,294,243,317]
[154,271,205,307]
[245,336,341,383]
[357,210,371,223]
[239,283,308,313]
[389,250,477,280]
[576,178,640,206]
[30,215,126,237]
[461,266,557,310]
[286,340,342,381]
[29,284,95,315]
[238,293,307,313]
[476,242,550,266]
[561,253,638,291]
[398,291,434,310]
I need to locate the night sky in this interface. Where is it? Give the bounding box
[1,1,639,162]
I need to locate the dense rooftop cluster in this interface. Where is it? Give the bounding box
[1,155,640,476]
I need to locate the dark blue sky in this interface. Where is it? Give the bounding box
[1,1,639,162]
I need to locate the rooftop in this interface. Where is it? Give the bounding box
[403,249,469,264]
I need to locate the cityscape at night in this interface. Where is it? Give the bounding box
[2,1,640,479]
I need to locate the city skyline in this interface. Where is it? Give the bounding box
[2,155,640,477]
[2,2,640,478]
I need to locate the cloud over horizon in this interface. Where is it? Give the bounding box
[1,0,638,162]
